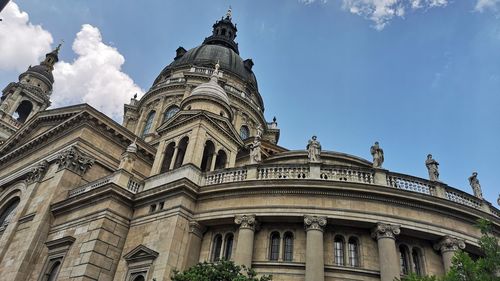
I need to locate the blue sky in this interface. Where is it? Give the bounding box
[0,0,499,206]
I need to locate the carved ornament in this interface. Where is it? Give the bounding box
[434,236,466,253]
[26,160,49,184]
[56,147,94,175]
[371,223,401,240]
[189,221,207,238]
[304,215,327,232]
[235,214,258,231]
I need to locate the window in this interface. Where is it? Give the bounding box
[211,234,223,261]
[160,142,176,173]
[269,232,280,261]
[412,248,423,276]
[173,137,189,169]
[14,100,33,122]
[132,276,145,281]
[239,125,250,140]
[42,236,75,281]
[163,106,179,122]
[46,261,61,281]
[283,232,294,262]
[214,150,227,170]
[0,197,20,229]
[399,245,410,275]
[223,233,234,260]
[149,204,156,213]
[142,111,156,137]
[200,141,215,172]
[348,237,359,267]
[334,235,345,266]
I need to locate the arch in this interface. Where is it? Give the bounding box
[399,244,411,275]
[221,28,227,36]
[163,105,180,122]
[214,150,227,170]
[160,142,176,173]
[0,197,20,228]
[173,136,189,169]
[200,140,216,172]
[269,231,280,261]
[211,234,223,261]
[283,231,294,262]
[334,235,345,266]
[348,237,360,267]
[14,100,33,122]
[223,233,234,260]
[239,125,250,140]
[412,247,423,275]
[142,111,156,137]
[46,261,61,281]
[132,275,145,281]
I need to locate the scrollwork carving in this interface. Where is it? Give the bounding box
[26,160,49,184]
[235,214,257,231]
[434,236,466,253]
[303,215,327,232]
[56,147,94,175]
[371,223,401,240]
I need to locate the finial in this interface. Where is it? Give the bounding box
[226,6,232,19]
[133,93,138,99]
[273,116,277,122]
[55,40,64,53]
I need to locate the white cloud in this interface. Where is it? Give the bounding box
[299,0,327,5]
[0,1,53,71]
[475,0,500,12]
[341,0,449,30]
[52,24,144,121]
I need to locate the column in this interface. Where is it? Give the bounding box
[234,214,258,268]
[434,236,465,274]
[210,152,217,171]
[183,221,206,269]
[169,145,179,170]
[371,223,401,281]
[304,215,327,281]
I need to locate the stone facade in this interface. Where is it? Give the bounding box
[0,10,499,281]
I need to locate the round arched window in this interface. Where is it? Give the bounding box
[0,197,20,228]
[163,106,180,121]
[240,125,250,140]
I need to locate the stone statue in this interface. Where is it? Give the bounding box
[307,135,321,162]
[370,141,384,168]
[256,124,263,139]
[425,154,439,181]
[249,136,262,164]
[468,172,483,200]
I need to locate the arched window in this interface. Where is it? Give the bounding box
[142,111,156,137]
[173,137,189,169]
[269,232,280,261]
[46,261,61,281]
[0,197,20,228]
[200,141,215,172]
[399,245,410,275]
[283,232,294,262]
[412,248,423,275]
[163,106,179,122]
[133,275,145,281]
[239,125,250,140]
[211,234,223,261]
[221,28,227,35]
[348,237,360,267]
[160,142,176,173]
[214,150,227,170]
[223,233,234,260]
[14,100,33,122]
[334,235,345,266]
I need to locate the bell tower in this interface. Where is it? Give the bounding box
[0,44,60,142]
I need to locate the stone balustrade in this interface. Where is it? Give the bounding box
[68,170,143,198]
[320,166,374,183]
[205,168,247,185]
[386,173,433,195]
[445,189,482,209]
[257,165,309,180]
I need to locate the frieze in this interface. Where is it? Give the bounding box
[56,147,94,175]
[26,160,49,184]
[235,214,258,231]
[371,223,401,240]
[304,215,327,232]
[434,236,466,253]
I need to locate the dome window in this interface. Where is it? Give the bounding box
[163,106,179,122]
[239,125,249,140]
[141,111,156,137]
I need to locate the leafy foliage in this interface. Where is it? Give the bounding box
[171,260,272,281]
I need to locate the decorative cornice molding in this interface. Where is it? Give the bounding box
[235,214,258,231]
[434,236,466,253]
[371,223,401,240]
[26,160,49,184]
[189,221,207,238]
[304,215,327,232]
[56,146,94,175]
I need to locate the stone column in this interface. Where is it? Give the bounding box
[434,236,465,273]
[169,145,179,170]
[183,221,206,269]
[210,152,217,171]
[371,223,401,281]
[234,214,258,268]
[304,215,327,281]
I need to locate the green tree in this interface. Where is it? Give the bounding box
[399,219,500,281]
[171,260,272,281]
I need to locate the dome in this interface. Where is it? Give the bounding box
[153,44,258,90]
[20,65,54,84]
[189,67,230,105]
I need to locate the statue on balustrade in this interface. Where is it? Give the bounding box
[370,141,384,168]
[307,135,321,162]
[425,154,439,181]
[468,172,483,200]
[249,136,262,164]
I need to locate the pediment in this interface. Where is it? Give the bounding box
[123,244,159,263]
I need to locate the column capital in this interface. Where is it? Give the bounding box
[235,214,258,231]
[434,236,466,253]
[26,160,49,184]
[56,146,94,175]
[371,223,401,240]
[189,221,206,238]
[304,215,327,232]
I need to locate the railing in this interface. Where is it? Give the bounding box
[127,178,143,193]
[205,169,247,185]
[321,167,374,184]
[68,172,144,197]
[190,67,215,76]
[445,189,482,209]
[68,174,114,197]
[257,165,309,180]
[387,173,433,195]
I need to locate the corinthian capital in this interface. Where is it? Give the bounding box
[26,160,49,184]
[371,223,401,240]
[304,215,327,232]
[235,214,257,231]
[56,147,94,175]
[434,236,466,253]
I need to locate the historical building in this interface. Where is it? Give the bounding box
[0,9,498,281]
